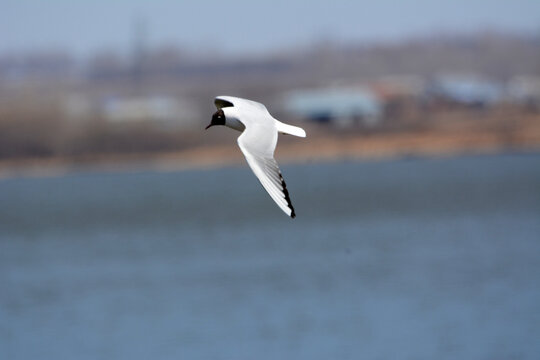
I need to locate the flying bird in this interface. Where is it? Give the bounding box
[206,96,306,218]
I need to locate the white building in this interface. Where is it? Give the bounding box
[284,87,383,128]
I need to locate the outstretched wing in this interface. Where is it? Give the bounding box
[237,125,296,218]
[215,95,270,117]
[214,97,234,109]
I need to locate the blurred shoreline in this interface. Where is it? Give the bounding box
[2,31,540,180]
[2,115,539,180]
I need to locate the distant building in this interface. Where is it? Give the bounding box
[102,96,198,128]
[507,76,540,109]
[428,75,503,107]
[284,87,383,127]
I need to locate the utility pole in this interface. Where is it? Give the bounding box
[131,17,147,96]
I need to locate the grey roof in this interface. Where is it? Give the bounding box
[285,87,382,118]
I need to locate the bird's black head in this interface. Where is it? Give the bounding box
[206,109,226,130]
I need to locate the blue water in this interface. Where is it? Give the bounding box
[1,153,540,360]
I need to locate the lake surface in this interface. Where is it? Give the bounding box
[1,152,539,360]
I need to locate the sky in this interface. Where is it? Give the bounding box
[1,0,539,57]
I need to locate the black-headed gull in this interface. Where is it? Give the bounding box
[206,96,306,218]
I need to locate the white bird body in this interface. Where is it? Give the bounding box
[206,96,306,218]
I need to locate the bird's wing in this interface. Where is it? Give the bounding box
[237,124,296,218]
[214,97,235,109]
[215,96,270,117]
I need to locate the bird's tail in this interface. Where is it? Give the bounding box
[276,121,306,137]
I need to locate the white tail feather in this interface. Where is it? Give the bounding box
[276,121,306,137]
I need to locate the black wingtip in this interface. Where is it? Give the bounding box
[279,171,296,219]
